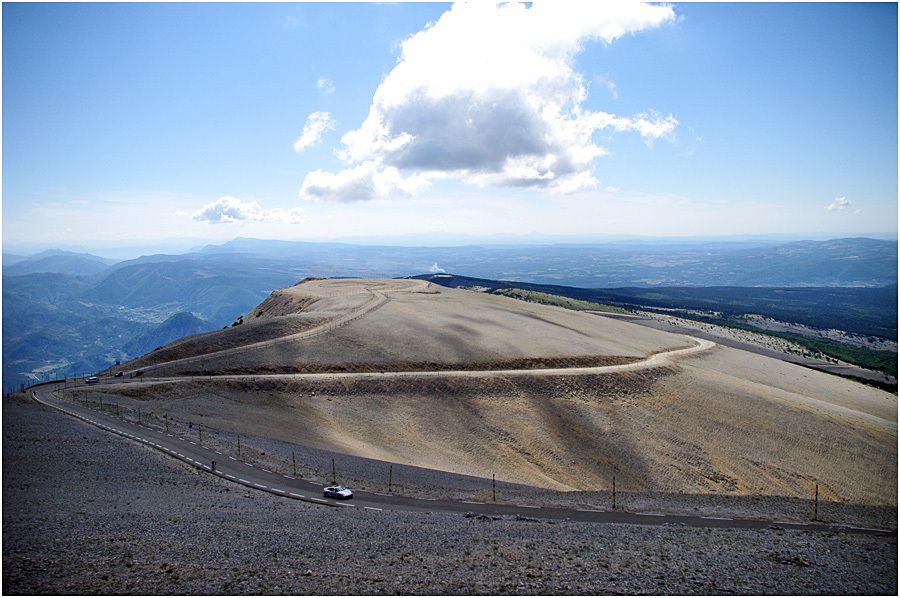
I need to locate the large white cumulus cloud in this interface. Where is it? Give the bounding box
[300,1,677,202]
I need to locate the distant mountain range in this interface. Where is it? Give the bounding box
[4,236,897,287]
[2,236,896,389]
[3,249,119,277]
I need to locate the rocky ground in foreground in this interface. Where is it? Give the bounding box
[3,396,897,595]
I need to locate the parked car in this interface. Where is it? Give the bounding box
[113,372,124,378]
[323,485,353,500]
[85,376,99,385]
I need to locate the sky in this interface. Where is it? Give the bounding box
[2,1,898,254]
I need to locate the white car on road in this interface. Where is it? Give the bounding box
[323,485,353,500]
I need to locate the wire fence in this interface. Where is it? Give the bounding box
[67,394,312,475]
[49,385,844,524]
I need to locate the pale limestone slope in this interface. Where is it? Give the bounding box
[106,278,896,505]
[144,278,689,375]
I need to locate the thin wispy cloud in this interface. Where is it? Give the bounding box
[316,77,336,94]
[299,1,677,202]
[594,110,678,147]
[192,196,305,224]
[826,196,851,211]
[293,112,335,152]
[595,74,619,99]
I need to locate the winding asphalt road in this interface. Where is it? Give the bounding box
[32,383,894,537]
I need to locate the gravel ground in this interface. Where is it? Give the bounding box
[4,396,897,595]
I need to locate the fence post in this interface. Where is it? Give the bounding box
[492,473,496,502]
[237,435,241,458]
[813,483,819,521]
[388,464,393,493]
[165,416,169,433]
[292,451,297,477]
[332,458,336,485]
[199,424,202,442]
[612,475,617,511]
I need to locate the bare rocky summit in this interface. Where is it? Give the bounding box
[90,279,897,505]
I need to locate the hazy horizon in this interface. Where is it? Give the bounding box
[4,231,899,262]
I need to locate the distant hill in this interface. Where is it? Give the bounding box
[86,254,305,324]
[197,237,356,255]
[2,253,29,266]
[3,250,117,277]
[2,272,153,385]
[122,312,214,357]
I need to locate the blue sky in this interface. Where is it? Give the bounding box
[3,2,897,253]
